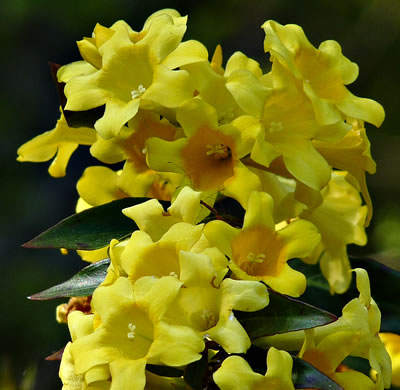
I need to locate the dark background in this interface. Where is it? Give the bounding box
[2,0,400,388]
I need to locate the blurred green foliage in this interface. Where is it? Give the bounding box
[2,0,400,388]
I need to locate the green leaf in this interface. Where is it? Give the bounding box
[235,289,337,339]
[28,258,110,300]
[292,356,343,390]
[146,364,183,378]
[23,197,170,250]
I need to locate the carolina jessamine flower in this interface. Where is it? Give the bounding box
[59,11,208,139]
[213,347,295,390]
[111,221,204,281]
[262,20,385,128]
[303,171,368,294]
[182,46,270,121]
[256,269,392,389]
[204,191,321,296]
[162,250,269,353]
[146,97,262,208]
[69,276,204,389]
[313,118,376,225]
[17,111,96,177]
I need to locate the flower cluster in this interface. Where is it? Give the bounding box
[18,9,393,390]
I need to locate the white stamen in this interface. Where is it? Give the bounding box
[141,147,147,154]
[269,121,284,133]
[247,252,265,264]
[169,271,178,277]
[228,313,234,321]
[131,84,146,99]
[127,323,136,340]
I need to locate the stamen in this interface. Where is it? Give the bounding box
[246,252,265,264]
[169,271,178,277]
[205,144,232,160]
[131,84,146,99]
[127,322,136,340]
[269,121,284,133]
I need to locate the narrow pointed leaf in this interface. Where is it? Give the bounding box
[292,356,343,390]
[234,289,337,339]
[23,197,170,250]
[28,258,110,300]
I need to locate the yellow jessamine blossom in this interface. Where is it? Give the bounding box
[213,347,295,390]
[59,11,208,139]
[162,250,269,353]
[69,276,204,389]
[204,191,321,297]
[146,97,262,208]
[256,269,392,389]
[303,171,368,294]
[17,111,96,177]
[262,20,384,128]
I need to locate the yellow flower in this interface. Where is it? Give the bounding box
[59,11,208,139]
[213,347,295,390]
[299,329,377,390]
[379,333,400,387]
[313,118,376,225]
[17,111,96,177]
[204,191,321,296]
[249,61,353,193]
[262,21,384,128]
[303,171,368,294]
[122,186,206,242]
[112,222,204,281]
[60,311,111,389]
[182,47,270,121]
[162,250,269,353]
[257,269,392,389]
[69,277,204,388]
[146,98,262,207]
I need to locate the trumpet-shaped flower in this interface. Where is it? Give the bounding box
[59,11,208,139]
[304,171,368,293]
[313,118,376,225]
[213,347,295,390]
[256,269,392,389]
[249,61,351,192]
[122,186,206,242]
[162,250,269,353]
[299,329,378,390]
[69,276,204,389]
[262,20,385,128]
[204,191,321,296]
[17,112,96,177]
[111,221,204,281]
[182,47,270,121]
[146,98,262,208]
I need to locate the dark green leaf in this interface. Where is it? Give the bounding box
[292,356,343,390]
[23,197,170,250]
[235,289,337,339]
[28,258,110,300]
[184,354,208,390]
[146,364,183,378]
[200,196,245,227]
